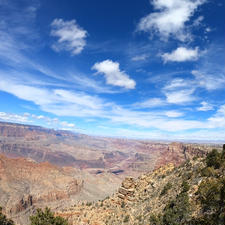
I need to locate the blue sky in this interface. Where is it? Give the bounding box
[0,0,224,141]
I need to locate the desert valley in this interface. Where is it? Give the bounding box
[0,121,223,224]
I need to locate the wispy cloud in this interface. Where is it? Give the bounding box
[164,110,184,118]
[165,89,196,104]
[163,78,191,90]
[133,98,166,108]
[0,73,106,118]
[50,18,87,55]
[0,74,224,134]
[197,101,214,111]
[137,0,206,41]
[208,104,225,128]
[192,70,225,91]
[0,112,31,123]
[92,59,136,89]
[162,47,199,62]
[0,111,76,130]
[131,54,148,61]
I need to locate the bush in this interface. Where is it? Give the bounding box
[30,207,68,225]
[222,144,225,159]
[197,179,221,211]
[121,201,125,208]
[197,177,225,225]
[200,166,216,177]
[0,207,15,225]
[160,182,172,196]
[123,215,129,223]
[206,149,221,169]
[149,214,162,225]
[162,191,190,225]
[181,180,190,193]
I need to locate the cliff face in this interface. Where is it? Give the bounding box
[0,122,214,175]
[0,154,84,224]
[57,151,225,225]
[0,154,123,225]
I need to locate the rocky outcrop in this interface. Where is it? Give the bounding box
[10,195,33,214]
[118,177,135,201]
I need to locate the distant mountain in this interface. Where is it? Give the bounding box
[0,121,215,173]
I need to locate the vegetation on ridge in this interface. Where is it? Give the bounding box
[30,208,69,225]
[0,207,68,225]
[149,146,225,225]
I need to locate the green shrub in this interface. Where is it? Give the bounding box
[123,215,129,223]
[149,214,162,225]
[197,177,225,225]
[200,166,216,177]
[160,182,172,196]
[222,144,225,159]
[181,180,190,193]
[198,179,222,210]
[0,207,15,225]
[206,149,221,169]
[30,207,68,225]
[162,191,190,225]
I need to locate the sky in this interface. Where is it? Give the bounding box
[0,0,224,141]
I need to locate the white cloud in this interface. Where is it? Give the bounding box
[162,47,199,62]
[133,98,166,108]
[50,18,87,55]
[92,60,136,89]
[197,101,214,111]
[165,89,196,104]
[0,76,105,118]
[164,110,184,118]
[0,69,224,136]
[192,16,204,27]
[192,70,225,90]
[60,121,75,128]
[0,111,77,131]
[115,128,225,141]
[137,0,205,41]
[131,54,148,61]
[0,112,31,123]
[163,78,190,90]
[208,105,225,128]
[108,107,207,132]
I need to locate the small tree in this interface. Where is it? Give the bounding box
[222,144,225,159]
[206,149,221,169]
[0,207,15,225]
[30,207,68,225]
[162,191,190,225]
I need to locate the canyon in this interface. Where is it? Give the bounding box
[0,121,221,225]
